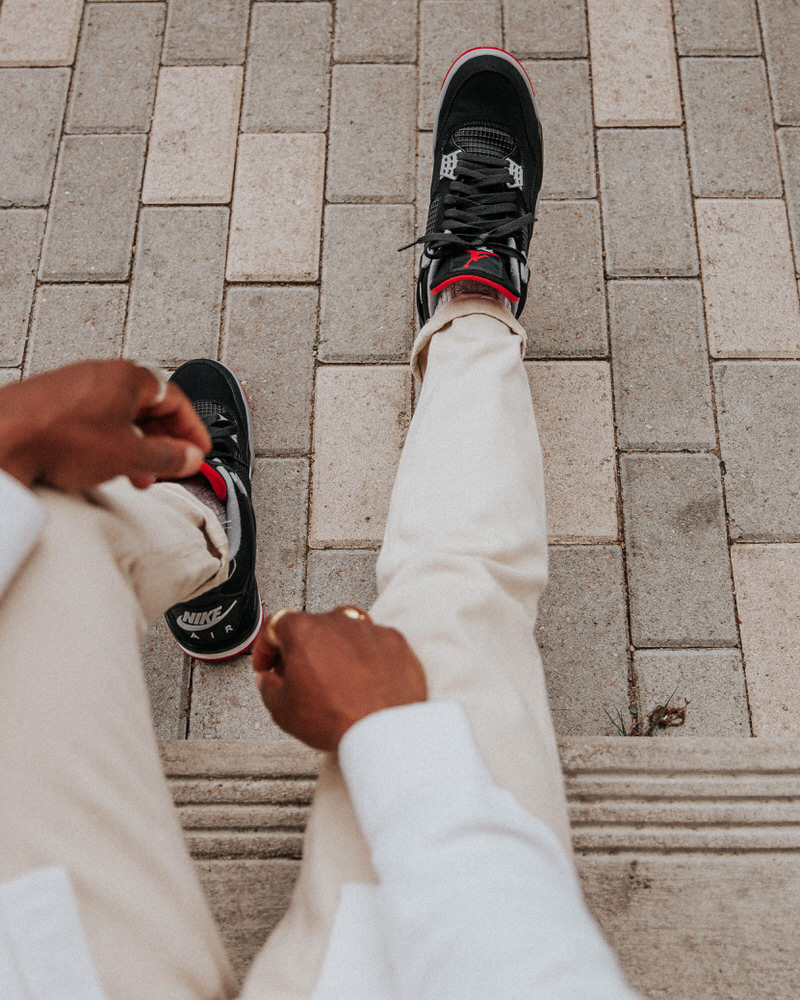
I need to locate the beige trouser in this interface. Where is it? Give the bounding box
[0,296,570,1000]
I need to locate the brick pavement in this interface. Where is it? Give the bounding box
[1,0,799,741]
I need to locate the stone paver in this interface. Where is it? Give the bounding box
[759,0,800,125]
[163,0,249,65]
[228,133,325,282]
[66,2,164,134]
[0,0,82,66]
[524,60,595,200]
[253,458,309,611]
[39,134,146,281]
[673,0,760,55]
[0,371,19,388]
[526,361,617,543]
[731,543,800,738]
[635,649,750,736]
[681,58,781,198]
[522,201,607,358]
[608,280,716,452]
[319,204,414,362]
[141,618,188,740]
[0,69,69,207]
[778,129,800,257]
[598,129,698,277]
[306,549,379,613]
[536,545,630,736]
[334,0,416,63]
[328,65,416,203]
[222,287,317,456]
[696,200,800,358]
[310,366,411,548]
[714,362,800,542]
[586,0,681,126]
[620,454,738,648]
[125,206,228,365]
[0,209,45,366]
[419,1,502,130]
[505,0,588,58]
[190,659,285,740]
[242,3,331,133]
[143,66,242,204]
[28,284,127,374]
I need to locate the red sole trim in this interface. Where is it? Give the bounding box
[431,274,520,303]
[200,461,227,501]
[440,47,535,96]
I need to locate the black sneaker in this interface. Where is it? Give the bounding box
[164,359,262,661]
[409,47,543,325]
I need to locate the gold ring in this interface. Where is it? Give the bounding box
[340,605,370,622]
[264,607,295,646]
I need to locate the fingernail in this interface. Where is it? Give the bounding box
[177,445,204,477]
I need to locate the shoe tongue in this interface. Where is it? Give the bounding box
[432,248,519,305]
[453,124,515,158]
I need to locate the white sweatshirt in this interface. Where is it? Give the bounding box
[0,471,639,1000]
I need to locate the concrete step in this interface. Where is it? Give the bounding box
[160,737,800,998]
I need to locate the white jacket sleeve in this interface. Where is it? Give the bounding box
[339,701,641,1000]
[0,470,45,600]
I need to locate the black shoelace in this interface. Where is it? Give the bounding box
[400,151,533,260]
[203,410,248,480]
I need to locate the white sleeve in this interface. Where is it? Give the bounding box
[339,701,641,1000]
[0,470,46,600]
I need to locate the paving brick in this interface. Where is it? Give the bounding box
[535,545,630,736]
[310,367,412,548]
[66,2,164,133]
[419,1,502,130]
[673,0,760,55]
[681,58,781,198]
[598,129,698,278]
[222,286,317,456]
[778,129,800,257]
[125,207,228,365]
[521,201,607,358]
[227,134,325,282]
[0,209,44,366]
[190,659,287,740]
[730,543,800,737]
[523,60,595,199]
[504,0,588,58]
[759,0,800,125]
[608,280,716,451]
[305,550,379,613]
[39,134,146,281]
[0,0,82,66]
[319,205,414,363]
[0,69,69,206]
[0,370,20,386]
[328,65,416,203]
[242,3,331,132]
[334,0,416,63]
[714,362,800,542]
[620,454,738,648]
[635,649,750,736]
[141,617,188,740]
[587,0,681,126]
[253,457,309,612]
[28,284,127,374]
[526,361,617,543]
[143,66,242,205]
[163,0,249,65]
[696,200,800,358]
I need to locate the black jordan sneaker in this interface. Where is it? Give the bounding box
[410,47,543,324]
[164,359,262,661]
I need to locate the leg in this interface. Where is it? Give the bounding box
[0,479,237,1000]
[241,295,570,999]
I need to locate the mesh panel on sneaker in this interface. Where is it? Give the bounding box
[453,124,516,158]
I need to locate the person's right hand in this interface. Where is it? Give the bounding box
[252,607,428,752]
[0,359,211,491]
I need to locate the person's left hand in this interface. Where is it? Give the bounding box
[0,359,211,491]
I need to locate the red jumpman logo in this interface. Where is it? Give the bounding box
[462,249,497,269]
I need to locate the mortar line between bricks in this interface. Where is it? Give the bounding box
[669,0,754,737]
[582,0,639,734]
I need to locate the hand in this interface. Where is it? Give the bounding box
[0,359,211,491]
[252,607,428,752]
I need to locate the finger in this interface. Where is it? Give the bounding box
[252,625,281,674]
[126,431,205,480]
[138,382,212,455]
[255,667,285,712]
